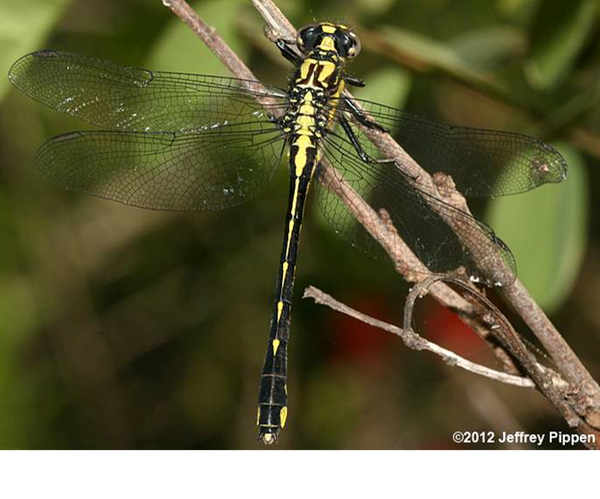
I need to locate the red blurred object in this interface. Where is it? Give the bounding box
[423,301,486,357]
[327,295,396,368]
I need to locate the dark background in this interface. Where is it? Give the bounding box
[0,0,598,449]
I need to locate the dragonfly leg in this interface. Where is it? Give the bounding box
[338,115,395,165]
[276,39,302,65]
[345,74,366,87]
[343,96,388,133]
[338,115,421,182]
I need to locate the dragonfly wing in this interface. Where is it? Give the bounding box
[9,50,287,132]
[341,98,567,197]
[34,122,285,211]
[317,129,517,286]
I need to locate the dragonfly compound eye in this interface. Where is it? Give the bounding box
[297,25,321,53]
[335,30,361,58]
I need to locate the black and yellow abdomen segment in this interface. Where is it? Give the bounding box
[257,129,319,445]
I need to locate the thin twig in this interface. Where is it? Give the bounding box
[505,281,600,429]
[163,0,256,81]
[404,276,594,435]
[303,286,534,389]
[306,278,599,448]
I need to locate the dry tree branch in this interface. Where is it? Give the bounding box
[403,275,600,443]
[306,280,600,447]
[304,285,535,389]
[162,0,600,439]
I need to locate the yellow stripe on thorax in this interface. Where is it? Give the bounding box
[299,60,312,81]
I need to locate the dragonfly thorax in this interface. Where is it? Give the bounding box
[282,25,352,145]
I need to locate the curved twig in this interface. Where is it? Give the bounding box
[404,276,597,439]
[304,285,534,388]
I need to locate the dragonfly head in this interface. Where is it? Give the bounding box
[296,22,361,60]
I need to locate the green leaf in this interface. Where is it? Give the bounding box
[148,0,247,75]
[353,66,412,109]
[0,0,71,101]
[450,26,525,71]
[525,0,597,90]
[486,143,587,312]
[380,26,494,87]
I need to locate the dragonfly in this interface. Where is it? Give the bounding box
[8,22,567,445]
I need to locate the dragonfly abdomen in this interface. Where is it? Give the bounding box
[257,37,346,443]
[257,137,317,445]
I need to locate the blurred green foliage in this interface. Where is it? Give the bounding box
[0,0,598,449]
[489,143,588,311]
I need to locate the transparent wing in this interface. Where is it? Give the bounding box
[8,50,287,132]
[317,128,517,286]
[34,122,285,211]
[338,98,567,197]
